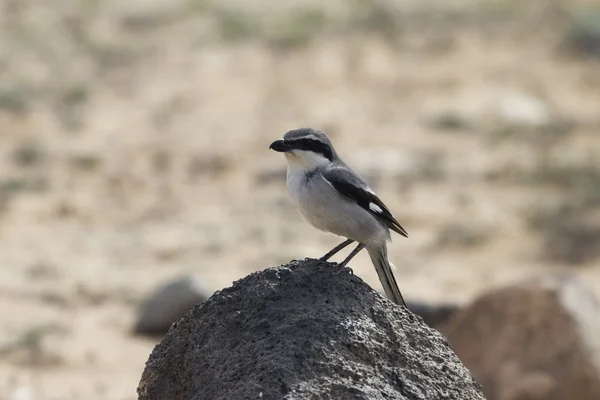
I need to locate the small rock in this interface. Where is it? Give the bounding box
[566,10,600,58]
[494,91,550,126]
[116,0,187,30]
[441,274,600,400]
[406,300,460,329]
[134,275,211,336]
[9,386,34,400]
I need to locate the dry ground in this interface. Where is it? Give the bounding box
[1,0,600,399]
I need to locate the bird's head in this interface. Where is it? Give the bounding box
[269,128,337,169]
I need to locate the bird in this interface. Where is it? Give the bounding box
[269,128,408,306]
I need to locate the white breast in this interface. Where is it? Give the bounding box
[286,164,310,208]
[285,164,389,244]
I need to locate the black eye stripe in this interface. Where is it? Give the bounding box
[287,139,333,160]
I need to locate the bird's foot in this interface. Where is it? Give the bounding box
[333,263,353,275]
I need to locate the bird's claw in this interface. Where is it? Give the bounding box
[334,264,353,275]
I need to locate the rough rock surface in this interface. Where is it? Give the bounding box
[442,274,600,400]
[133,275,211,336]
[138,258,485,400]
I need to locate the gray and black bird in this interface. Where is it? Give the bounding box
[269,128,408,306]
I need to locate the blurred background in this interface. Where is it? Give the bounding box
[1,0,600,399]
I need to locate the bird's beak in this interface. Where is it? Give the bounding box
[269,139,290,152]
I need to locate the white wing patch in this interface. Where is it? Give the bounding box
[369,202,383,214]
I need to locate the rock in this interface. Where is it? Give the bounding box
[116,0,188,30]
[566,10,600,58]
[138,258,486,400]
[133,275,211,336]
[406,300,460,329]
[493,91,550,126]
[441,274,600,400]
[8,386,34,400]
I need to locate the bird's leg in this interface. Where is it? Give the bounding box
[338,243,366,269]
[320,239,354,261]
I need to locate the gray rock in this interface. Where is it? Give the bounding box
[494,91,550,126]
[8,386,34,400]
[405,300,460,329]
[116,0,187,30]
[134,275,211,336]
[137,259,485,400]
[566,10,600,58]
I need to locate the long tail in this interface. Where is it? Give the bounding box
[367,243,406,307]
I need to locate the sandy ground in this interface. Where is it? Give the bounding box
[1,1,600,399]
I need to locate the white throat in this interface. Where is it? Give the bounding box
[284,150,330,173]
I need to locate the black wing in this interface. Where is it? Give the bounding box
[322,165,408,238]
